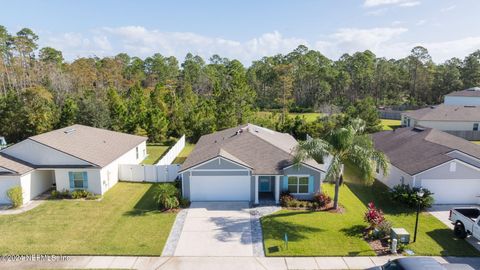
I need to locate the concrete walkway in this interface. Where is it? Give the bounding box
[1,255,480,270]
[0,200,44,215]
[428,205,480,251]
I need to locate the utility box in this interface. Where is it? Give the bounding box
[391,228,410,244]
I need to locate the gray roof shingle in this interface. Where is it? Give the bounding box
[446,87,480,97]
[402,104,480,121]
[27,124,147,167]
[180,124,325,174]
[0,153,34,175]
[372,127,480,175]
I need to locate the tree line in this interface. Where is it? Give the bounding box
[1,26,480,143]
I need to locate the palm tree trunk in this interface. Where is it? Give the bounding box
[333,176,340,209]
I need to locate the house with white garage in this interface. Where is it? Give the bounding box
[0,124,147,204]
[373,126,480,204]
[179,124,329,204]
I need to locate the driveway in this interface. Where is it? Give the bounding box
[429,205,480,252]
[174,202,255,256]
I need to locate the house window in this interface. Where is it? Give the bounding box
[474,123,479,131]
[288,176,309,194]
[136,146,139,159]
[400,176,405,185]
[407,119,411,127]
[375,162,380,174]
[70,172,87,189]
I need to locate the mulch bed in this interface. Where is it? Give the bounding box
[282,202,346,213]
[364,230,392,255]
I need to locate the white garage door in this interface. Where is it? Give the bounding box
[190,175,251,201]
[421,179,480,204]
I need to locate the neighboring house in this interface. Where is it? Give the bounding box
[179,124,329,204]
[0,137,6,149]
[0,125,147,204]
[444,87,480,106]
[373,126,480,204]
[401,87,480,134]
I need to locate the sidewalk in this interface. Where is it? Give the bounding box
[1,255,480,270]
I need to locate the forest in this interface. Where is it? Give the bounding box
[1,26,480,144]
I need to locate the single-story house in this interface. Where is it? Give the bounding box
[401,87,480,133]
[401,104,480,132]
[0,124,147,204]
[373,126,480,204]
[444,87,480,106]
[179,124,329,204]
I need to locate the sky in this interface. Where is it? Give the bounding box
[1,0,480,65]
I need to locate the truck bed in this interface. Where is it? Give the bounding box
[454,208,480,220]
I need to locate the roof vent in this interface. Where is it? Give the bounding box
[64,128,76,134]
[413,126,426,132]
[430,106,436,109]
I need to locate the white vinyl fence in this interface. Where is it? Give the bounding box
[119,164,180,182]
[118,135,186,182]
[156,135,185,165]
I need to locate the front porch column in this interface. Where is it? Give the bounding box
[254,175,259,204]
[275,175,280,204]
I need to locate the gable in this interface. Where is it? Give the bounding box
[193,157,250,171]
[2,139,93,167]
[416,159,480,179]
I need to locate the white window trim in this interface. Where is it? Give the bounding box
[287,174,310,195]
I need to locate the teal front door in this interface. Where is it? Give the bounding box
[259,176,271,192]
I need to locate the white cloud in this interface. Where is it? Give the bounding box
[41,26,480,65]
[315,27,408,57]
[416,19,427,26]
[43,26,308,64]
[364,0,420,7]
[441,5,456,12]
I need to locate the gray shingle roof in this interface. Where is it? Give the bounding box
[402,104,480,121]
[27,124,147,167]
[0,153,34,175]
[372,127,480,175]
[180,124,325,174]
[446,87,480,97]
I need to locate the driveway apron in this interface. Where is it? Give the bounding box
[174,202,254,256]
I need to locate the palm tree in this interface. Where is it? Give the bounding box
[293,119,389,209]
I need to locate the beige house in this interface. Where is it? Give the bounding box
[0,125,147,204]
[401,87,480,136]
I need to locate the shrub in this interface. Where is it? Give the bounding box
[179,197,190,208]
[313,192,332,208]
[50,190,61,199]
[71,189,93,199]
[85,193,100,200]
[287,199,299,208]
[280,191,295,207]
[364,202,385,228]
[375,220,392,239]
[153,183,180,210]
[7,186,23,208]
[390,184,434,209]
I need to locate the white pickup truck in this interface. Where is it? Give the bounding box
[449,207,480,239]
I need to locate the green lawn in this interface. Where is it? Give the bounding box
[0,182,176,255]
[255,111,322,123]
[380,119,402,131]
[262,168,480,257]
[142,145,169,165]
[173,143,195,164]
